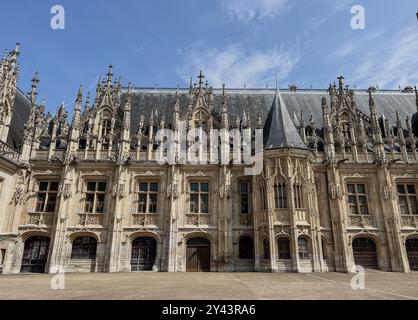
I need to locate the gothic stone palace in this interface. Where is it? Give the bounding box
[1,44,418,275]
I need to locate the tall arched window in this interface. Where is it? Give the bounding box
[71,237,97,259]
[293,184,304,209]
[277,237,291,259]
[298,237,310,259]
[275,183,287,209]
[239,236,254,259]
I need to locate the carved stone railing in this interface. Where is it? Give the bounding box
[185,214,210,227]
[131,213,159,227]
[407,154,418,163]
[401,215,418,229]
[78,213,104,226]
[295,210,310,225]
[275,210,290,224]
[257,211,269,225]
[349,215,377,228]
[27,212,54,227]
[238,214,253,227]
[0,141,20,161]
[33,150,48,160]
[54,150,65,160]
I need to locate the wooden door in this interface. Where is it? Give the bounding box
[186,238,210,272]
[353,238,378,269]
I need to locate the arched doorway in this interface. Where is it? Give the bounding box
[406,239,418,271]
[21,236,50,273]
[186,237,211,272]
[239,236,254,259]
[131,237,157,271]
[352,238,378,269]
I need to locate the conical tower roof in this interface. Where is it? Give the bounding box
[263,85,308,150]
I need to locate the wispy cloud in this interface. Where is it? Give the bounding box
[176,42,299,88]
[222,0,289,22]
[337,25,418,89]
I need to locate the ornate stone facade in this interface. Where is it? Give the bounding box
[0,44,418,274]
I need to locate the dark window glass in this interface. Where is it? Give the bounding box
[71,237,97,259]
[347,183,369,215]
[200,194,209,213]
[239,236,254,259]
[137,182,159,214]
[50,182,59,191]
[97,182,107,192]
[85,194,95,213]
[190,194,199,213]
[190,182,210,214]
[278,238,291,259]
[139,182,148,192]
[200,183,209,193]
[87,182,96,192]
[39,182,49,191]
[397,183,418,215]
[191,183,199,192]
[275,184,287,209]
[150,183,158,192]
[298,238,310,259]
[36,182,59,213]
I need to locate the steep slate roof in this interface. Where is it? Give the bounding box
[263,89,307,150]
[7,88,31,150]
[124,88,417,135]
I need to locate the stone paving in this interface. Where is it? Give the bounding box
[0,271,418,300]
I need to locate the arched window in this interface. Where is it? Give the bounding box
[298,237,310,259]
[277,237,291,259]
[293,184,304,209]
[71,237,97,259]
[274,183,287,209]
[239,236,254,259]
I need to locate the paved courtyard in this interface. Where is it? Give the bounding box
[0,271,418,300]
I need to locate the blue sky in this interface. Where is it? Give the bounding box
[1,0,417,114]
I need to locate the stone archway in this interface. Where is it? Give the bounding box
[21,236,50,273]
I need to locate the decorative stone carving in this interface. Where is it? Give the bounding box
[132,214,158,226]
[329,183,342,200]
[219,184,231,199]
[383,185,394,200]
[78,214,103,226]
[167,182,179,199]
[112,183,125,198]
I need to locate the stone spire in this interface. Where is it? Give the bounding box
[173,91,180,130]
[221,84,228,129]
[322,97,335,158]
[121,84,132,147]
[29,72,39,106]
[84,92,91,114]
[70,85,83,141]
[415,85,418,112]
[369,90,383,146]
[406,116,416,155]
[263,81,307,150]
